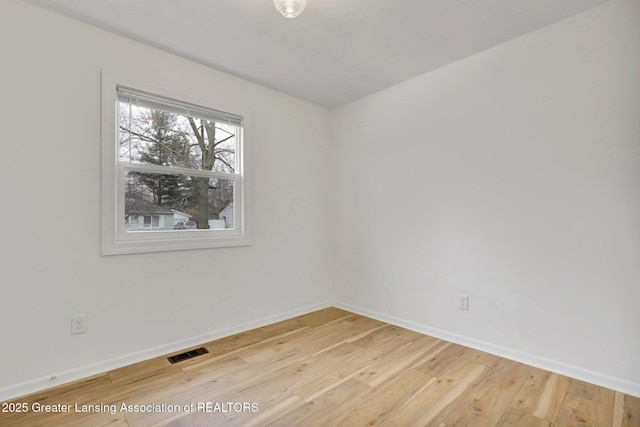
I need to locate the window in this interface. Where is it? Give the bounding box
[143,216,159,228]
[101,72,249,255]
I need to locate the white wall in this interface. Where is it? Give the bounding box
[0,0,332,397]
[331,0,640,395]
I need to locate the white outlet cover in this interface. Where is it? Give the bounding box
[71,315,87,334]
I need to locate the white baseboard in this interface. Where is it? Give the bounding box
[0,301,332,402]
[333,301,640,399]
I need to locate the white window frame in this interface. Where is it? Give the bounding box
[101,71,250,255]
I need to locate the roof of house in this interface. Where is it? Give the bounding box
[170,209,191,217]
[125,198,174,215]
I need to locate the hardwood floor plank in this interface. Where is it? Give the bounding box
[383,359,486,426]
[289,340,402,401]
[355,325,432,354]
[612,391,640,427]
[108,355,183,387]
[299,314,386,356]
[556,394,613,427]
[354,335,442,387]
[198,329,277,358]
[286,306,353,328]
[2,308,637,427]
[256,315,314,336]
[178,327,312,373]
[331,368,434,426]
[414,342,471,377]
[47,412,130,427]
[443,358,533,426]
[266,378,371,426]
[464,348,502,369]
[225,390,305,427]
[232,330,312,365]
[222,349,355,404]
[509,368,571,422]
[568,379,616,407]
[158,407,231,427]
[287,351,377,401]
[495,408,551,427]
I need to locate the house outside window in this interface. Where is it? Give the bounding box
[101,72,249,255]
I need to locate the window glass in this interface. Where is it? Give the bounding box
[118,89,240,233]
[101,73,248,255]
[124,170,235,231]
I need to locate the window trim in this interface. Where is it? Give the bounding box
[101,71,250,255]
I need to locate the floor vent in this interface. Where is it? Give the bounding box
[167,347,209,364]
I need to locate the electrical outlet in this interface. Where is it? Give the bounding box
[71,315,87,334]
[458,295,469,311]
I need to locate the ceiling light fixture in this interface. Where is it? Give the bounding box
[273,0,307,18]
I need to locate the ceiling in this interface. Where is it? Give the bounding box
[24,0,608,108]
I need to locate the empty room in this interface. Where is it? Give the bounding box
[0,0,638,425]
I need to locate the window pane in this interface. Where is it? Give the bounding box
[118,102,237,173]
[124,170,235,231]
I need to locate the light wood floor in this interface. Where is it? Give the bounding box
[2,307,638,426]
